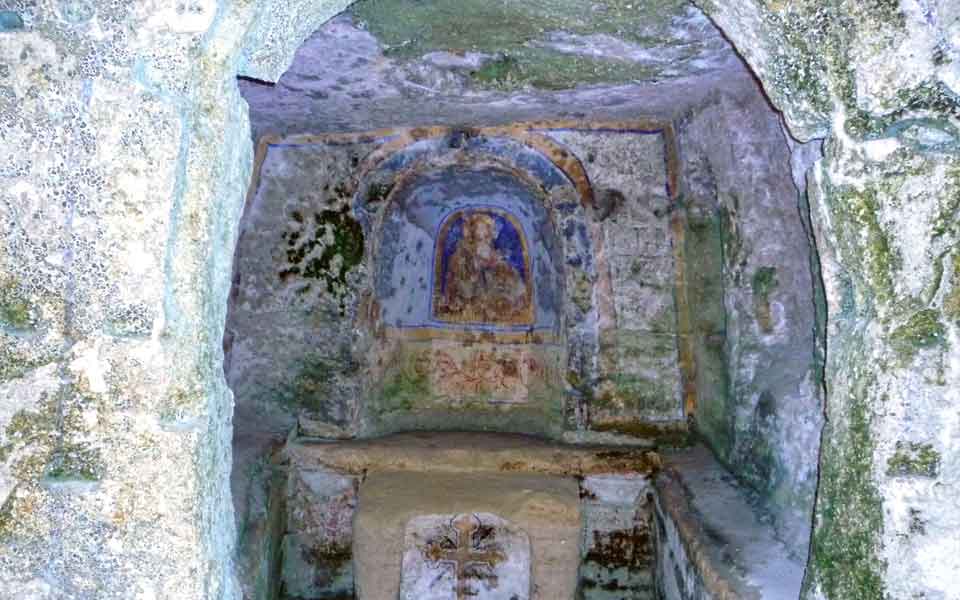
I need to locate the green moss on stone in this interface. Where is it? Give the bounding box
[1,400,58,482]
[157,388,204,424]
[752,266,779,333]
[608,374,677,414]
[945,253,960,324]
[744,3,837,130]
[370,404,563,438]
[685,209,726,331]
[282,206,364,314]
[0,491,15,539]
[292,356,336,404]
[279,350,358,427]
[0,280,33,331]
[235,455,270,553]
[889,308,946,362]
[684,208,730,455]
[611,330,677,363]
[0,298,31,330]
[724,0,911,138]
[830,185,900,309]
[752,266,779,298]
[591,419,691,447]
[847,64,959,140]
[650,305,679,335]
[887,441,940,478]
[737,431,778,493]
[895,82,960,124]
[43,444,102,482]
[477,49,659,91]
[305,541,353,572]
[471,54,519,86]
[351,0,692,91]
[808,379,885,599]
[933,199,960,242]
[719,203,744,285]
[378,368,429,413]
[365,181,395,204]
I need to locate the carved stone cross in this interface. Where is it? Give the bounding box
[424,514,507,599]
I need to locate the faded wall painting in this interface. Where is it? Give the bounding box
[368,162,567,432]
[388,341,552,406]
[227,123,684,440]
[543,128,684,424]
[374,165,562,338]
[433,208,534,327]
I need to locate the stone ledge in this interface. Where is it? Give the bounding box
[653,446,805,600]
[285,431,661,477]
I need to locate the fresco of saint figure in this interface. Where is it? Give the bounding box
[433,209,534,326]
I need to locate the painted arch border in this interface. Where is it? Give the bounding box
[245,120,682,212]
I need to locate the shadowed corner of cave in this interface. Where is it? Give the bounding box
[224,2,827,599]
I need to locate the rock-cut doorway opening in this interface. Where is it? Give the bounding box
[223,3,826,598]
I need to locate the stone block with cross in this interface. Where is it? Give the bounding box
[401,513,529,600]
[354,471,580,599]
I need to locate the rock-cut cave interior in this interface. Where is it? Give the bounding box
[2,1,958,600]
[227,3,824,598]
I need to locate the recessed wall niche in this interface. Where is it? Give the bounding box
[224,123,686,440]
[369,163,567,433]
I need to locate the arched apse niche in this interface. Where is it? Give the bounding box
[351,132,597,437]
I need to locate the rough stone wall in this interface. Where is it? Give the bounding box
[238,8,752,138]
[678,85,824,552]
[3,0,956,598]
[0,0,350,597]
[234,452,286,600]
[279,469,357,599]
[806,131,960,599]
[226,141,372,438]
[695,1,960,598]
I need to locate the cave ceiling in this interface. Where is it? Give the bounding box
[240,1,754,136]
